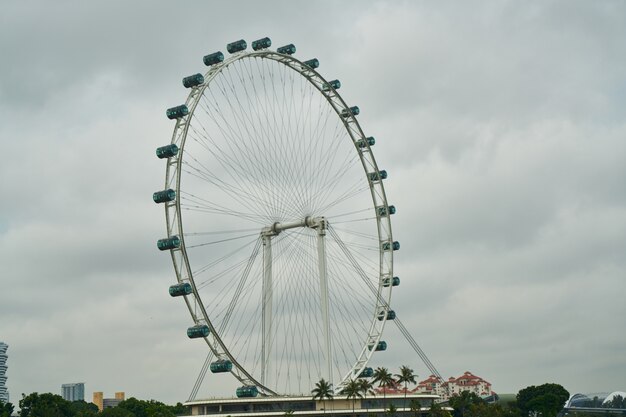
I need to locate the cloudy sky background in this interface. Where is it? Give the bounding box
[1,0,625,405]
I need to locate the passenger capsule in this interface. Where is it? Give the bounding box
[356,137,375,148]
[377,205,396,217]
[251,37,271,50]
[169,282,192,297]
[277,44,296,55]
[322,79,341,91]
[303,58,319,69]
[203,51,224,66]
[382,241,400,251]
[156,144,179,159]
[358,367,374,378]
[236,386,258,398]
[210,360,233,373]
[368,170,387,181]
[153,189,176,204]
[227,39,247,54]
[368,341,387,351]
[187,324,210,339]
[383,276,400,287]
[166,104,189,120]
[341,106,360,118]
[157,235,181,251]
[182,73,204,88]
[378,310,396,321]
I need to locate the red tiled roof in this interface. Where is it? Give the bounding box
[418,375,443,385]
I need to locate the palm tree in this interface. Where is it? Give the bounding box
[359,379,375,413]
[340,379,363,417]
[372,367,395,409]
[428,402,451,417]
[396,365,417,410]
[409,399,422,417]
[386,404,398,417]
[312,378,334,414]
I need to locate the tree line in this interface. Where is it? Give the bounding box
[312,365,572,417]
[0,393,189,417]
[0,371,585,417]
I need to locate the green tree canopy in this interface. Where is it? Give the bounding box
[69,400,99,417]
[340,380,363,416]
[100,407,135,417]
[312,378,334,414]
[448,391,484,417]
[170,402,189,416]
[0,400,14,417]
[409,399,422,417]
[19,392,74,417]
[358,379,374,398]
[372,366,396,407]
[428,402,452,417]
[386,404,398,417]
[117,397,186,417]
[467,402,522,417]
[607,394,625,409]
[396,366,417,392]
[516,383,569,417]
[15,393,189,417]
[396,366,417,410]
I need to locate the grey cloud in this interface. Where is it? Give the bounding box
[1,0,625,405]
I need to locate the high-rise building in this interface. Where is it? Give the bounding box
[93,391,125,411]
[61,382,85,402]
[104,392,125,409]
[93,392,103,411]
[0,342,8,404]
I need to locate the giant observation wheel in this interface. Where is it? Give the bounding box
[154,37,400,397]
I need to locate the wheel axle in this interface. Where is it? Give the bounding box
[262,216,327,236]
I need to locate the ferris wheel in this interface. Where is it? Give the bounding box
[154,37,400,397]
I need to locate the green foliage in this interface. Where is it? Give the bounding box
[428,402,452,417]
[606,394,625,409]
[0,400,15,417]
[386,404,397,417]
[100,407,135,417]
[312,379,334,414]
[117,397,189,417]
[19,392,74,417]
[15,392,189,417]
[396,366,417,390]
[170,403,189,416]
[119,397,149,417]
[373,367,395,392]
[409,399,422,417]
[312,378,334,401]
[340,379,363,400]
[516,383,569,417]
[69,400,99,417]
[448,391,485,417]
[340,380,363,415]
[358,379,374,397]
[373,366,396,408]
[358,379,374,413]
[396,366,417,410]
[467,402,522,417]
[446,390,529,417]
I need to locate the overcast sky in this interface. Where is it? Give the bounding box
[1,0,625,406]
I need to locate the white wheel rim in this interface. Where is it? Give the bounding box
[162,50,395,396]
